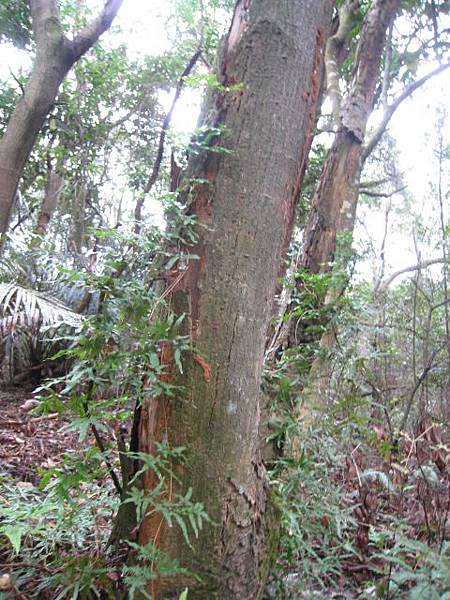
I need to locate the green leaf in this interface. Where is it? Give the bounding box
[179,589,188,600]
[1,524,25,554]
[174,513,192,548]
[174,348,183,373]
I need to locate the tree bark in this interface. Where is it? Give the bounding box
[272,0,400,358]
[266,0,401,437]
[0,0,123,240]
[133,1,332,597]
[32,168,64,242]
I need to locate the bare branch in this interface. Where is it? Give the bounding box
[361,184,407,198]
[8,68,25,95]
[360,177,393,189]
[378,257,446,292]
[134,47,203,232]
[363,60,450,160]
[399,343,446,431]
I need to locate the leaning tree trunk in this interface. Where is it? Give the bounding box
[0,0,122,241]
[133,1,332,598]
[274,0,400,352]
[266,0,401,432]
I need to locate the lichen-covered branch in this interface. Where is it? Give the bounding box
[325,0,360,128]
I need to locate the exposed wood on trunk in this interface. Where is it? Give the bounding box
[0,0,123,243]
[132,1,333,597]
[272,0,401,358]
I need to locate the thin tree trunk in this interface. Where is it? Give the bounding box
[32,168,65,243]
[268,0,401,434]
[0,0,123,242]
[131,1,332,597]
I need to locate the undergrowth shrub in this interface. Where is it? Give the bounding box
[0,218,210,598]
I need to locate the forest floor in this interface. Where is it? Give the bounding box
[267,416,449,598]
[0,385,449,599]
[0,386,80,486]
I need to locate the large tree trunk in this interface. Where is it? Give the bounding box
[0,0,122,240]
[134,1,332,597]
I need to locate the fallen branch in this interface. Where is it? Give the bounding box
[2,413,59,427]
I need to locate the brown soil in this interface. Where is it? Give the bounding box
[0,385,79,485]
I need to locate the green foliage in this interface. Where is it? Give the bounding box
[0,475,119,599]
[0,81,21,136]
[0,0,31,48]
[122,541,189,599]
[373,537,450,599]
[0,207,208,597]
[1,1,448,598]
[2,218,208,598]
[268,411,357,596]
[0,282,82,384]
[124,444,209,543]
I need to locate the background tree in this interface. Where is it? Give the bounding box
[0,0,123,240]
[268,0,450,423]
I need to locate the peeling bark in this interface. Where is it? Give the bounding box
[133,1,333,598]
[274,0,400,356]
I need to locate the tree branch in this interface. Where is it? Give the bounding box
[378,257,446,292]
[361,184,406,198]
[363,60,450,160]
[360,177,393,189]
[325,0,360,128]
[134,47,202,232]
[399,344,446,431]
[70,0,124,62]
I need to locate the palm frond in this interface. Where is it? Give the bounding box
[0,283,83,337]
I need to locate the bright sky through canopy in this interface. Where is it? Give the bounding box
[0,0,448,278]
